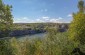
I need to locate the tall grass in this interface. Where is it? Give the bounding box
[0,32,77,55]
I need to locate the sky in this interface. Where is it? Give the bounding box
[3,0,79,23]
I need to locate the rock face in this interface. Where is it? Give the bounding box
[10,30,46,36]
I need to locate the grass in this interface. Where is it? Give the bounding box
[0,32,77,55]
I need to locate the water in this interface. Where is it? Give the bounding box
[17,33,47,40]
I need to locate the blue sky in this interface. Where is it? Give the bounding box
[3,0,79,23]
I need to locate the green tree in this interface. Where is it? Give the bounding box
[0,0,13,37]
[78,0,84,12]
[69,0,85,45]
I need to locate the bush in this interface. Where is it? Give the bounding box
[68,0,85,45]
[0,32,76,55]
[0,38,13,55]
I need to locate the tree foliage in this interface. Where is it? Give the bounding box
[0,0,13,37]
[69,0,85,45]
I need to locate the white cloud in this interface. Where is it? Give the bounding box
[36,19,44,22]
[67,14,72,17]
[42,16,50,21]
[23,17,28,19]
[41,9,48,12]
[58,17,63,20]
[42,16,49,19]
[13,16,71,23]
[13,17,34,23]
[49,17,63,23]
[40,17,64,23]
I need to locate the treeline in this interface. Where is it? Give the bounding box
[13,23,69,30]
[10,23,68,36]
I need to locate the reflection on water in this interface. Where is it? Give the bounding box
[17,33,47,40]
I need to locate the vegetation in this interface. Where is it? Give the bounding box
[0,0,13,37]
[0,0,85,55]
[0,32,75,55]
[0,31,85,55]
[13,23,69,30]
[69,0,85,45]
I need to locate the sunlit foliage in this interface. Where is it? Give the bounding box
[69,0,85,45]
[0,0,13,37]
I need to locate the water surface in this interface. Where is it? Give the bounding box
[17,33,47,40]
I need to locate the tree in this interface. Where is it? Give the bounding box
[78,0,84,13]
[0,0,13,37]
[69,0,85,45]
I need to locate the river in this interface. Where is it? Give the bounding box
[17,33,47,40]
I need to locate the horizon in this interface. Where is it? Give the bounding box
[3,0,79,23]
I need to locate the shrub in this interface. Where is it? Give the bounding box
[68,0,85,45]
